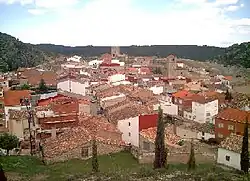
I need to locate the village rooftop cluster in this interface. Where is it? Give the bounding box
[0,47,249,170]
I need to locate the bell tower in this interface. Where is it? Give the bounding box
[111,46,120,58]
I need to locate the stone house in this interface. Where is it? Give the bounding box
[43,115,124,163]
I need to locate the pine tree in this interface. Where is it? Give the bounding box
[92,139,99,173]
[240,118,249,174]
[38,79,48,93]
[187,140,196,171]
[154,106,166,169]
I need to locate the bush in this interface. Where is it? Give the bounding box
[137,166,156,178]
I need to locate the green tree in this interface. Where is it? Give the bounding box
[153,106,166,169]
[187,140,196,171]
[241,119,249,173]
[38,79,48,93]
[20,83,30,90]
[0,133,19,155]
[92,139,99,173]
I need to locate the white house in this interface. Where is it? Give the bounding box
[149,85,164,95]
[111,105,157,147]
[100,93,126,108]
[191,96,218,124]
[3,90,31,129]
[67,55,81,62]
[177,62,184,68]
[57,78,89,96]
[111,59,125,66]
[154,95,178,116]
[88,60,103,68]
[217,134,242,170]
[108,74,126,84]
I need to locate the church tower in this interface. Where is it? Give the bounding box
[111,46,120,58]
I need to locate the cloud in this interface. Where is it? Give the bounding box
[28,8,46,15]
[7,0,250,46]
[224,3,244,11]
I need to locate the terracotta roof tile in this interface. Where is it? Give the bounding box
[4,90,31,106]
[219,133,242,153]
[108,104,156,123]
[9,109,29,120]
[43,115,124,159]
[140,126,181,146]
[172,90,193,99]
[216,108,250,124]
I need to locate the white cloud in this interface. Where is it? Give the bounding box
[28,8,46,15]
[7,0,250,46]
[214,0,239,6]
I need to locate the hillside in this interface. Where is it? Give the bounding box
[0,32,54,72]
[1,152,247,181]
[36,44,225,61]
[216,42,250,68]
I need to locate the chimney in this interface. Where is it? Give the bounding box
[51,127,56,139]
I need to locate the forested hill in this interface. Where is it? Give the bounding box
[36,44,225,61]
[215,42,250,68]
[0,32,53,72]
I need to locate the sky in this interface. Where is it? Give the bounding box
[0,0,250,47]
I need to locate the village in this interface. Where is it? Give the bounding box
[0,46,250,176]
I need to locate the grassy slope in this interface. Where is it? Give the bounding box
[0,151,248,181]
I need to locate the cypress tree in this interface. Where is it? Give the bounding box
[0,162,7,181]
[225,89,232,102]
[240,118,249,173]
[92,139,99,173]
[154,106,166,169]
[187,140,196,171]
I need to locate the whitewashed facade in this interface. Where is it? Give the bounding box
[57,79,89,96]
[192,99,218,124]
[117,116,139,147]
[217,148,241,170]
[153,101,178,116]
[149,86,164,95]
[108,74,126,84]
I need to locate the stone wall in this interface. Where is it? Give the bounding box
[135,138,217,164]
[45,142,124,164]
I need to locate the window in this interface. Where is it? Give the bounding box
[143,141,150,150]
[228,125,234,131]
[218,133,223,138]
[202,132,205,136]
[0,104,3,109]
[179,99,183,104]
[128,122,131,126]
[206,112,211,116]
[225,155,230,161]
[81,147,89,157]
[129,132,131,136]
[218,123,224,128]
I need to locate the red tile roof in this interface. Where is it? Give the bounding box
[224,76,233,81]
[140,126,181,146]
[216,108,250,124]
[4,90,31,106]
[37,94,67,106]
[172,90,193,99]
[43,115,124,159]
